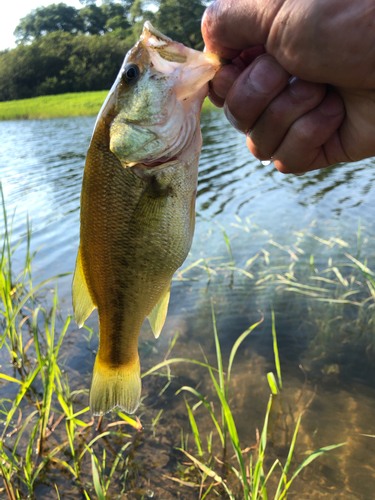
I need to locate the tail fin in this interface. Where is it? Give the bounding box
[90,355,141,415]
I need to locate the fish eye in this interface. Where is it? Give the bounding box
[122,64,140,85]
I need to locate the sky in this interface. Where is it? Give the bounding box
[0,0,84,51]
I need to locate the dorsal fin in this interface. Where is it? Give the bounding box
[72,247,95,328]
[148,283,171,339]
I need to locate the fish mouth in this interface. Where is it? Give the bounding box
[141,156,179,169]
[141,21,172,44]
[140,21,222,100]
[122,110,196,169]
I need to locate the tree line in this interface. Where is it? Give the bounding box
[0,0,207,102]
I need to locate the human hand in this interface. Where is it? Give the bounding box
[202,0,375,174]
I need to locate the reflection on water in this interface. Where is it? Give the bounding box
[1,111,375,278]
[1,111,375,499]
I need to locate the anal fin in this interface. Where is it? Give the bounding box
[72,247,95,328]
[148,283,171,339]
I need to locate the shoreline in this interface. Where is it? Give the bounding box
[0,91,219,121]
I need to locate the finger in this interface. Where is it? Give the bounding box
[209,46,267,102]
[208,86,225,108]
[224,54,290,134]
[270,90,347,173]
[210,65,243,101]
[202,0,283,57]
[247,78,327,160]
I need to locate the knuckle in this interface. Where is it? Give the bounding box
[292,120,319,145]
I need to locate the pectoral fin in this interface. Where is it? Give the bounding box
[72,247,95,328]
[148,284,171,339]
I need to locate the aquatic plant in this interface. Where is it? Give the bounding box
[171,302,345,499]
[0,187,373,498]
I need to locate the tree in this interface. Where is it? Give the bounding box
[79,4,109,35]
[124,0,206,49]
[14,3,84,42]
[0,32,130,101]
[103,2,131,34]
[14,1,133,41]
[154,0,206,49]
[2,0,209,101]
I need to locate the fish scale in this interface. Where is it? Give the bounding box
[72,21,222,415]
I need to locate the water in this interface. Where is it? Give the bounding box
[1,111,375,498]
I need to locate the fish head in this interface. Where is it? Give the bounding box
[95,22,222,168]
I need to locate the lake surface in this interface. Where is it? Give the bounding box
[1,111,375,499]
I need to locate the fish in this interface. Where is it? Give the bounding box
[72,21,222,416]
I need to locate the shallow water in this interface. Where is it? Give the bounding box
[1,111,375,499]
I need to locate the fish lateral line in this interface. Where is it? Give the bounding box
[74,21,224,416]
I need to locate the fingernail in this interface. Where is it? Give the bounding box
[248,57,285,94]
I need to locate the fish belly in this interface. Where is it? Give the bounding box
[75,125,197,414]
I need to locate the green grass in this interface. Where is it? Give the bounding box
[0,91,109,121]
[173,304,345,499]
[0,187,372,498]
[0,185,141,499]
[0,92,219,121]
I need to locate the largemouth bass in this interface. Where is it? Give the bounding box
[72,22,221,416]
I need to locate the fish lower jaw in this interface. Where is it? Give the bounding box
[142,156,179,169]
[126,110,196,170]
[131,159,181,178]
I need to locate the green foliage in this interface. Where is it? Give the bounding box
[2,0,208,102]
[13,1,131,42]
[0,186,368,498]
[0,32,129,101]
[0,189,140,498]
[103,2,132,34]
[79,4,109,35]
[14,3,85,42]
[155,0,206,49]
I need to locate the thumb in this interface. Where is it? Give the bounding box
[202,0,284,58]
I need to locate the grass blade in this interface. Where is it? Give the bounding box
[177,386,224,448]
[227,316,263,390]
[267,372,278,395]
[276,442,347,500]
[271,309,282,389]
[177,448,235,500]
[89,448,106,500]
[184,397,203,456]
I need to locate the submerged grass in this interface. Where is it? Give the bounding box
[177,214,375,359]
[0,188,372,498]
[173,304,345,499]
[0,92,218,121]
[0,186,142,498]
